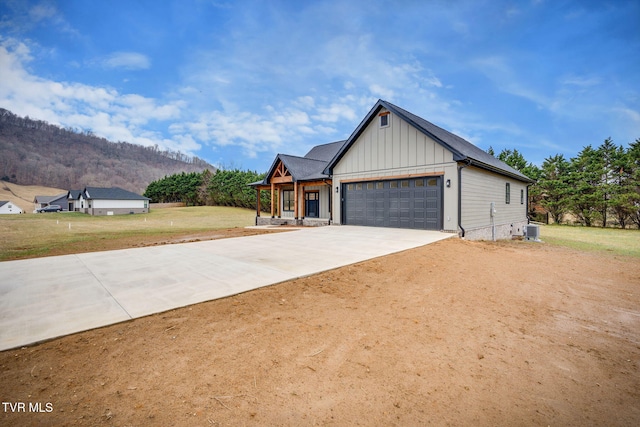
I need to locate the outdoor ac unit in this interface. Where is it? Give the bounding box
[525,224,540,241]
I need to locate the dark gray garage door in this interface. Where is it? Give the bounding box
[342,177,442,230]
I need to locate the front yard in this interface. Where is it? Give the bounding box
[0,206,259,261]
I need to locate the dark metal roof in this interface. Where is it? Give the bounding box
[325,99,532,183]
[0,201,9,207]
[280,154,331,181]
[304,140,346,162]
[250,140,347,186]
[255,154,331,186]
[83,187,149,200]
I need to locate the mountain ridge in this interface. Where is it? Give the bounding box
[0,108,215,195]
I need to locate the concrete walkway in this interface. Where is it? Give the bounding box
[0,226,453,351]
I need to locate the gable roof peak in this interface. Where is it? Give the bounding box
[325,100,532,182]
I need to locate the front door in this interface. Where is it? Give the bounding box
[305,192,319,218]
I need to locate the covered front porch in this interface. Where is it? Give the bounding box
[252,158,333,226]
[253,180,333,226]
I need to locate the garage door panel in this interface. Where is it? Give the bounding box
[343,177,441,230]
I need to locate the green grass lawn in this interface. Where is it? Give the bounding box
[0,206,256,261]
[540,224,640,258]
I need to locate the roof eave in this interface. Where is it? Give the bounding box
[460,158,533,183]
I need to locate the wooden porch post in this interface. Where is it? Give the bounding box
[294,181,299,219]
[256,188,261,217]
[278,187,282,218]
[270,182,275,218]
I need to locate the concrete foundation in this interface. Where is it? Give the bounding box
[84,208,149,216]
[256,217,330,227]
[463,220,527,241]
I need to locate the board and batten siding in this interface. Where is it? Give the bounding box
[332,108,459,232]
[460,166,528,239]
[334,108,455,174]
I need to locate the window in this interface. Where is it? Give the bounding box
[520,189,524,205]
[282,190,294,211]
[376,182,384,189]
[505,183,511,204]
[415,179,424,187]
[390,181,398,188]
[427,178,438,186]
[347,184,354,191]
[401,180,409,188]
[379,112,390,128]
[356,183,363,190]
[367,182,374,190]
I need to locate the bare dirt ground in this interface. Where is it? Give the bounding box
[1,237,639,426]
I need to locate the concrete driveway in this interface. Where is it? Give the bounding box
[0,226,453,351]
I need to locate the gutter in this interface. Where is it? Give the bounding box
[457,159,472,238]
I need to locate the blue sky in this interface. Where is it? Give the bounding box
[1,0,638,172]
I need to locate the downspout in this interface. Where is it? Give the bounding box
[457,159,472,238]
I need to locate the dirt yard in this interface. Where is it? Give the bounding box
[1,237,639,426]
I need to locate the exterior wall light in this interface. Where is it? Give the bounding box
[446,179,451,188]
[336,186,339,193]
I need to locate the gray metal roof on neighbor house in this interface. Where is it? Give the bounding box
[67,190,82,200]
[324,99,533,183]
[33,193,68,204]
[0,201,9,207]
[83,187,149,200]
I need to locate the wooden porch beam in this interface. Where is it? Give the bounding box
[298,180,332,187]
[272,176,293,184]
[339,172,444,184]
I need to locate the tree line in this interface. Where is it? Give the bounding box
[490,137,640,228]
[144,169,271,211]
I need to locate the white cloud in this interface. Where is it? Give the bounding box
[313,102,357,123]
[100,52,151,70]
[28,3,58,22]
[0,39,194,154]
[560,75,601,87]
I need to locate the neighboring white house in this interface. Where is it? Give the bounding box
[77,186,150,216]
[251,99,532,240]
[66,190,82,212]
[0,200,22,214]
